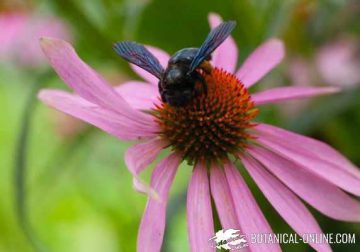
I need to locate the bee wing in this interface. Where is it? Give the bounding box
[113,41,164,79]
[189,21,236,73]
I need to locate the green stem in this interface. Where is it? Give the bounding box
[13,70,53,252]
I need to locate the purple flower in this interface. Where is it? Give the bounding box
[38,13,360,252]
[316,37,360,88]
[0,11,71,67]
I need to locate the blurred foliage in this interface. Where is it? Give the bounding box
[0,0,359,251]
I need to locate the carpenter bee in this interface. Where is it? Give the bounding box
[113,21,236,107]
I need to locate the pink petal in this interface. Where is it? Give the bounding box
[257,123,360,178]
[40,37,152,125]
[187,163,215,252]
[236,38,284,88]
[0,13,27,57]
[255,124,360,196]
[115,81,160,110]
[242,155,332,252]
[316,39,360,88]
[0,13,71,66]
[224,162,281,252]
[19,16,72,66]
[38,89,155,140]
[248,145,360,221]
[130,46,170,85]
[125,138,167,195]
[210,164,240,230]
[252,86,340,105]
[208,13,238,73]
[137,153,181,252]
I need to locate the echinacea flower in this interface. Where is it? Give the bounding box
[0,11,71,67]
[38,13,360,252]
[316,37,360,88]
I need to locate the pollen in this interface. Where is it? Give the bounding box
[153,68,258,165]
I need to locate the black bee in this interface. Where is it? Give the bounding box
[113,21,236,107]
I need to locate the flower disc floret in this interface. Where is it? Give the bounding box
[154,68,258,164]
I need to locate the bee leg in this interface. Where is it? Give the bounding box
[158,81,167,103]
[199,60,213,74]
[194,73,208,96]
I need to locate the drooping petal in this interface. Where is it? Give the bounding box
[40,37,152,125]
[252,86,339,105]
[224,162,281,252]
[38,89,155,140]
[242,155,332,252]
[125,138,167,196]
[187,163,215,252]
[208,13,238,73]
[256,123,360,178]
[210,164,240,230]
[248,145,360,221]
[130,46,170,85]
[137,153,181,252]
[255,125,360,196]
[236,38,284,88]
[115,81,160,110]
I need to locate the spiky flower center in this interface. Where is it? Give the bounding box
[153,68,258,165]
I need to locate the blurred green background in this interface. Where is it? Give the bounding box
[0,0,359,251]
